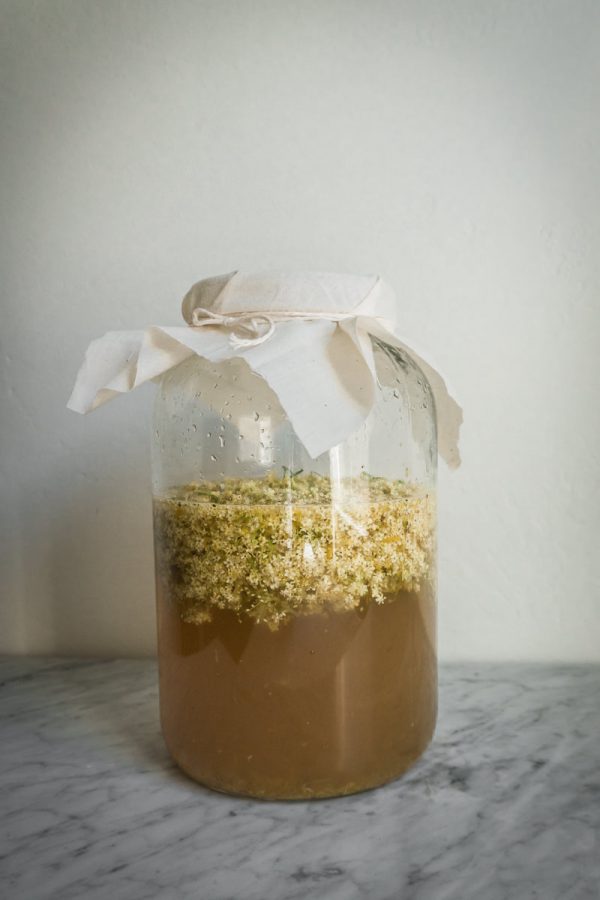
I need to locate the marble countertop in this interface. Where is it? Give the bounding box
[1,658,598,900]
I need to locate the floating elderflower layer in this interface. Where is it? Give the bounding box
[153,472,435,629]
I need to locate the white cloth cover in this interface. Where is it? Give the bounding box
[68,271,462,466]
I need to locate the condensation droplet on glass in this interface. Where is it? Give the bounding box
[192,424,197,432]
[210,454,217,462]
[254,411,260,421]
[218,436,225,448]
[393,389,400,399]
[206,432,212,438]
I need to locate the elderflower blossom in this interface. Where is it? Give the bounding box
[153,472,435,630]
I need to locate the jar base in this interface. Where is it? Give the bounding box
[164,730,436,801]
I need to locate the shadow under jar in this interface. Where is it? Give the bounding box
[152,338,437,799]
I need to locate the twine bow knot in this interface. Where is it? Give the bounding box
[191,307,276,348]
[190,306,357,348]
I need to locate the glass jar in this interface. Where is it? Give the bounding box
[152,337,437,799]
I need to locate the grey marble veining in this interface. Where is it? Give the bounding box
[0,658,598,900]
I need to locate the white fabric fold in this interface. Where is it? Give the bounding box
[68,271,462,466]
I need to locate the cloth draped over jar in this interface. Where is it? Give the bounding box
[67,271,462,466]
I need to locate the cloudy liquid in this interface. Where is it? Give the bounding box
[156,581,437,800]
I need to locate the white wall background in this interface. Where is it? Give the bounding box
[1,0,598,661]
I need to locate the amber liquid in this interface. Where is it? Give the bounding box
[156,581,437,800]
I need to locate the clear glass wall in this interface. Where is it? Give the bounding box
[152,339,437,798]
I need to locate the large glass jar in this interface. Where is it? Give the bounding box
[152,337,437,799]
